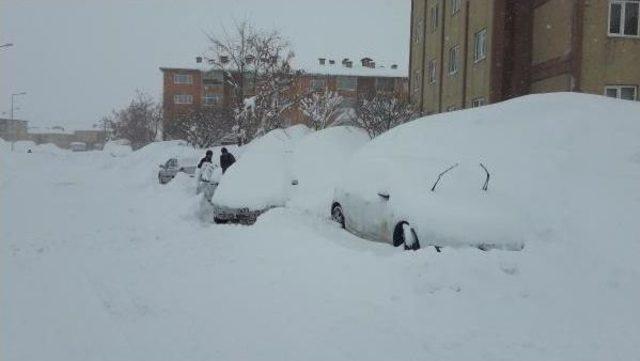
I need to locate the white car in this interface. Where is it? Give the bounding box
[212,125,312,224]
[212,125,370,224]
[158,157,198,184]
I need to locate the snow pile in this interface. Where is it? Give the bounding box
[340,93,640,249]
[2,95,640,361]
[213,124,311,210]
[102,140,132,157]
[288,126,370,214]
[10,140,36,153]
[0,138,9,153]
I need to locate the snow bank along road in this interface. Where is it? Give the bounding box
[1,148,639,361]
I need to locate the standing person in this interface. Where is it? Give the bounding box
[198,150,213,169]
[220,147,236,174]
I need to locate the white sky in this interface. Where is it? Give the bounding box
[0,0,410,130]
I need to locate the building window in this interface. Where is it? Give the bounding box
[448,45,460,75]
[609,0,640,37]
[471,97,486,107]
[451,0,461,14]
[430,4,440,32]
[376,78,395,92]
[173,74,193,85]
[605,85,638,100]
[428,60,437,84]
[474,29,488,62]
[337,77,358,91]
[311,78,327,91]
[203,94,223,106]
[174,94,193,104]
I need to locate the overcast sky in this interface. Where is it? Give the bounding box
[0,0,410,130]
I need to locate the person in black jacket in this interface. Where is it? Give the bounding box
[198,150,213,169]
[220,147,236,174]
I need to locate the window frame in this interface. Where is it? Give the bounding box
[337,76,358,91]
[451,0,461,15]
[310,78,327,92]
[448,45,460,75]
[173,94,193,105]
[428,60,438,84]
[604,85,638,100]
[173,74,193,85]
[608,0,640,38]
[430,3,440,32]
[474,28,488,63]
[471,97,486,108]
[203,94,223,106]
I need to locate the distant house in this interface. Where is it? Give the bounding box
[0,118,29,142]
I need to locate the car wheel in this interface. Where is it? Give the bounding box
[331,203,345,229]
[393,222,421,251]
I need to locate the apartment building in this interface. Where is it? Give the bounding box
[410,0,640,114]
[160,58,408,134]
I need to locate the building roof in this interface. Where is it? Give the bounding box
[295,57,408,78]
[160,56,408,79]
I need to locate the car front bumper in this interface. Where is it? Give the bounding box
[212,205,269,225]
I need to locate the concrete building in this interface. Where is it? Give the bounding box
[160,58,408,135]
[0,118,29,142]
[409,0,640,114]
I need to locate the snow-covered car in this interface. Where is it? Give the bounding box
[212,125,311,224]
[328,95,612,251]
[158,157,198,184]
[288,126,370,214]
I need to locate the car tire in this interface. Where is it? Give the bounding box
[393,222,421,251]
[331,203,345,229]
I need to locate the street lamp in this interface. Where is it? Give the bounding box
[0,43,13,49]
[11,92,26,120]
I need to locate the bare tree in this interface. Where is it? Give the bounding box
[165,106,234,148]
[205,20,298,139]
[299,89,344,130]
[351,94,417,138]
[103,91,161,149]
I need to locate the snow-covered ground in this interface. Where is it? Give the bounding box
[2,96,640,360]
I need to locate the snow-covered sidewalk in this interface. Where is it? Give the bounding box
[1,149,639,361]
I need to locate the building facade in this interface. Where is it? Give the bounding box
[160,59,408,136]
[0,118,29,142]
[409,0,640,114]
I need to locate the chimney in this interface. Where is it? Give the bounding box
[319,58,326,65]
[361,57,373,67]
[196,56,203,64]
[391,64,398,69]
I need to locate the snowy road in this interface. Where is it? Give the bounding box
[2,150,639,361]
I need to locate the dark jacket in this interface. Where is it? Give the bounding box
[198,156,212,169]
[220,153,236,173]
